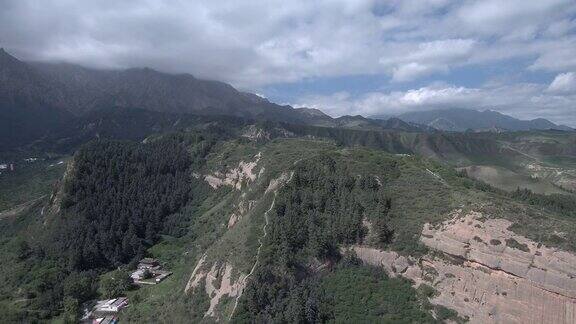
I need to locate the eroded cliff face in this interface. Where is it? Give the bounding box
[349,210,576,324]
[204,153,261,190]
[44,159,74,223]
[185,257,248,320]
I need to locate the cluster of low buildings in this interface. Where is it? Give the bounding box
[130,258,172,285]
[0,157,65,175]
[0,157,40,175]
[0,163,14,175]
[81,258,171,323]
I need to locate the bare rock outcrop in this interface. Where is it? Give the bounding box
[349,210,576,324]
[265,171,293,194]
[204,263,247,318]
[204,153,261,190]
[241,125,271,141]
[347,246,409,276]
[421,211,576,300]
[185,257,247,320]
[227,199,256,229]
[185,254,207,293]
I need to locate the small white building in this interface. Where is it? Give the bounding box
[131,258,172,285]
[130,269,147,280]
[94,297,128,313]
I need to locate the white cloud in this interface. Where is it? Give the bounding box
[412,39,477,61]
[544,19,576,37]
[396,86,478,106]
[296,83,576,126]
[548,72,576,94]
[305,85,485,117]
[387,39,476,82]
[454,0,573,38]
[392,63,444,82]
[530,40,576,71]
[1,0,575,89]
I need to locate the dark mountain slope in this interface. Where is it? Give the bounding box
[1,49,426,150]
[0,96,73,151]
[30,61,311,122]
[19,105,529,165]
[377,117,428,132]
[34,107,248,153]
[2,49,317,127]
[0,49,74,150]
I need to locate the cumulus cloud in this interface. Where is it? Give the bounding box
[530,43,576,72]
[296,85,481,117]
[1,0,575,89]
[548,72,576,94]
[454,0,572,39]
[392,63,440,82]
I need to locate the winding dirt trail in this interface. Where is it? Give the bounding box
[229,192,277,320]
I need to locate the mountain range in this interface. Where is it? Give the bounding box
[2,47,573,152]
[0,49,425,150]
[393,108,573,132]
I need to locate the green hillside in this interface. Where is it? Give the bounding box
[2,121,576,322]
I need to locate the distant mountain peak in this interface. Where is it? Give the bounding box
[295,107,330,118]
[398,108,572,132]
[0,48,21,65]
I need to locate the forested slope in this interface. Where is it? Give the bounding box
[0,132,217,320]
[2,122,576,322]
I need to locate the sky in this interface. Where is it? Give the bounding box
[1,0,576,125]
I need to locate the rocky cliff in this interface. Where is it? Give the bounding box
[349,209,576,323]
